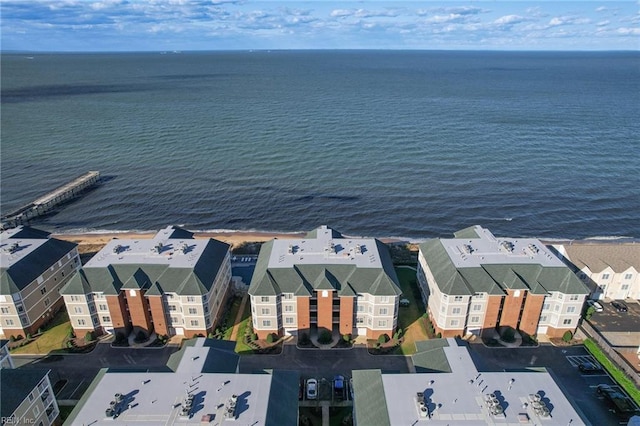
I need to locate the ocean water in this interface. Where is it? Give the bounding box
[1,51,639,240]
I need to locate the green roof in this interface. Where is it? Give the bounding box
[60,238,229,296]
[1,368,51,418]
[412,339,452,373]
[453,226,481,239]
[418,239,589,296]
[249,234,401,297]
[1,236,77,294]
[352,370,391,426]
[265,370,300,426]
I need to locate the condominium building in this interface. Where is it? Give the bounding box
[1,340,60,425]
[417,226,589,338]
[553,243,640,300]
[1,226,80,339]
[352,339,587,425]
[249,225,402,340]
[60,226,231,338]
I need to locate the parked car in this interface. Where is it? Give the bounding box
[399,298,410,307]
[306,378,318,400]
[586,299,604,312]
[334,375,345,400]
[596,384,637,415]
[611,301,628,312]
[578,361,602,373]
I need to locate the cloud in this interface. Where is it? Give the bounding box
[548,16,591,27]
[617,27,640,35]
[494,15,525,26]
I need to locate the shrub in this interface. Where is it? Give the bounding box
[318,330,332,344]
[27,333,33,339]
[562,331,573,343]
[342,333,351,342]
[115,332,126,344]
[67,328,75,339]
[16,335,23,340]
[501,328,515,343]
[393,329,403,340]
[37,327,43,334]
[377,334,389,345]
[266,334,275,344]
[436,332,442,338]
[299,333,310,345]
[134,330,148,343]
[66,341,73,348]
[208,332,215,339]
[584,306,595,320]
[9,335,15,342]
[85,331,95,342]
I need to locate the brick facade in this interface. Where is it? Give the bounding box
[519,293,545,336]
[296,296,310,332]
[481,295,503,331]
[124,289,153,334]
[106,294,130,334]
[339,296,354,336]
[316,290,333,333]
[147,296,168,337]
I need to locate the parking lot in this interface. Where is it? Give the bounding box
[588,299,640,335]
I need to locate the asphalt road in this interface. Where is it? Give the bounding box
[12,342,179,400]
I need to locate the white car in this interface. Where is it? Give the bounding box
[306,378,318,400]
[586,299,603,312]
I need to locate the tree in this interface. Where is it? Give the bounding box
[85,331,95,342]
[562,330,573,343]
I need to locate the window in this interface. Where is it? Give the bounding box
[70,295,80,302]
[77,319,86,326]
[168,305,177,311]
[0,307,8,314]
[569,295,579,301]
[540,315,548,322]
[624,273,633,280]
[186,296,196,302]
[621,284,630,290]
[379,308,388,315]
[166,293,174,299]
[451,319,459,326]
[454,296,463,302]
[44,298,50,307]
[440,306,445,313]
[74,307,83,314]
[602,273,610,280]
[473,293,485,299]
[380,296,389,303]
[470,316,480,323]
[40,287,47,295]
[188,308,197,315]
[190,320,199,326]
[261,296,270,302]
[28,392,34,402]
[442,294,448,300]
[99,304,108,311]
[102,316,111,322]
[33,405,40,417]
[473,304,482,311]
[129,289,136,297]
[563,318,572,325]
[378,320,388,327]
[356,317,364,324]
[554,305,560,312]
[17,305,24,313]
[89,305,95,313]
[285,317,294,324]
[92,317,99,325]
[357,305,364,312]
[283,293,293,300]
[5,319,14,326]
[37,276,44,284]
[285,305,293,312]
[262,320,271,327]
[557,294,564,300]
[171,317,180,323]
[567,306,576,313]
[452,307,461,314]
[261,308,270,315]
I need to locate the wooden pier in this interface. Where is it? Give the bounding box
[1,171,101,228]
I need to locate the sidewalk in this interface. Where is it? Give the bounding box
[229,293,249,341]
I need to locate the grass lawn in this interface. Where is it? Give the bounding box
[234,299,254,354]
[222,296,244,340]
[10,310,71,355]
[395,266,428,354]
[299,406,352,426]
[58,405,76,422]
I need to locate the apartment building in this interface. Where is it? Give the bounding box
[0,339,15,369]
[1,226,80,339]
[249,225,402,340]
[60,226,231,338]
[1,367,60,426]
[417,226,589,338]
[553,243,640,300]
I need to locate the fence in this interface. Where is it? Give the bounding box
[578,321,640,387]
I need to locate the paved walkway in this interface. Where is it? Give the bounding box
[321,401,330,426]
[229,293,249,341]
[128,332,158,348]
[485,328,522,348]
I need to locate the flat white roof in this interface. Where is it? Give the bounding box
[268,225,382,268]
[86,226,208,269]
[382,339,585,425]
[0,227,49,268]
[70,371,273,425]
[443,226,565,268]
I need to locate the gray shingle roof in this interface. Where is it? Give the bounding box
[352,370,391,426]
[249,230,401,297]
[0,368,50,418]
[1,232,77,294]
[265,370,300,426]
[419,237,589,296]
[561,242,640,273]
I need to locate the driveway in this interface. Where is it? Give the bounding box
[12,342,179,400]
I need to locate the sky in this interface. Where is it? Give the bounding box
[1,1,639,51]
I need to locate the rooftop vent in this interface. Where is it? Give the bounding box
[499,241,514,253]
[151,242,163,254]
[113,244,122,254]
[463,244,474,254]
[355,244,362,254]
[3,242,20,254]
